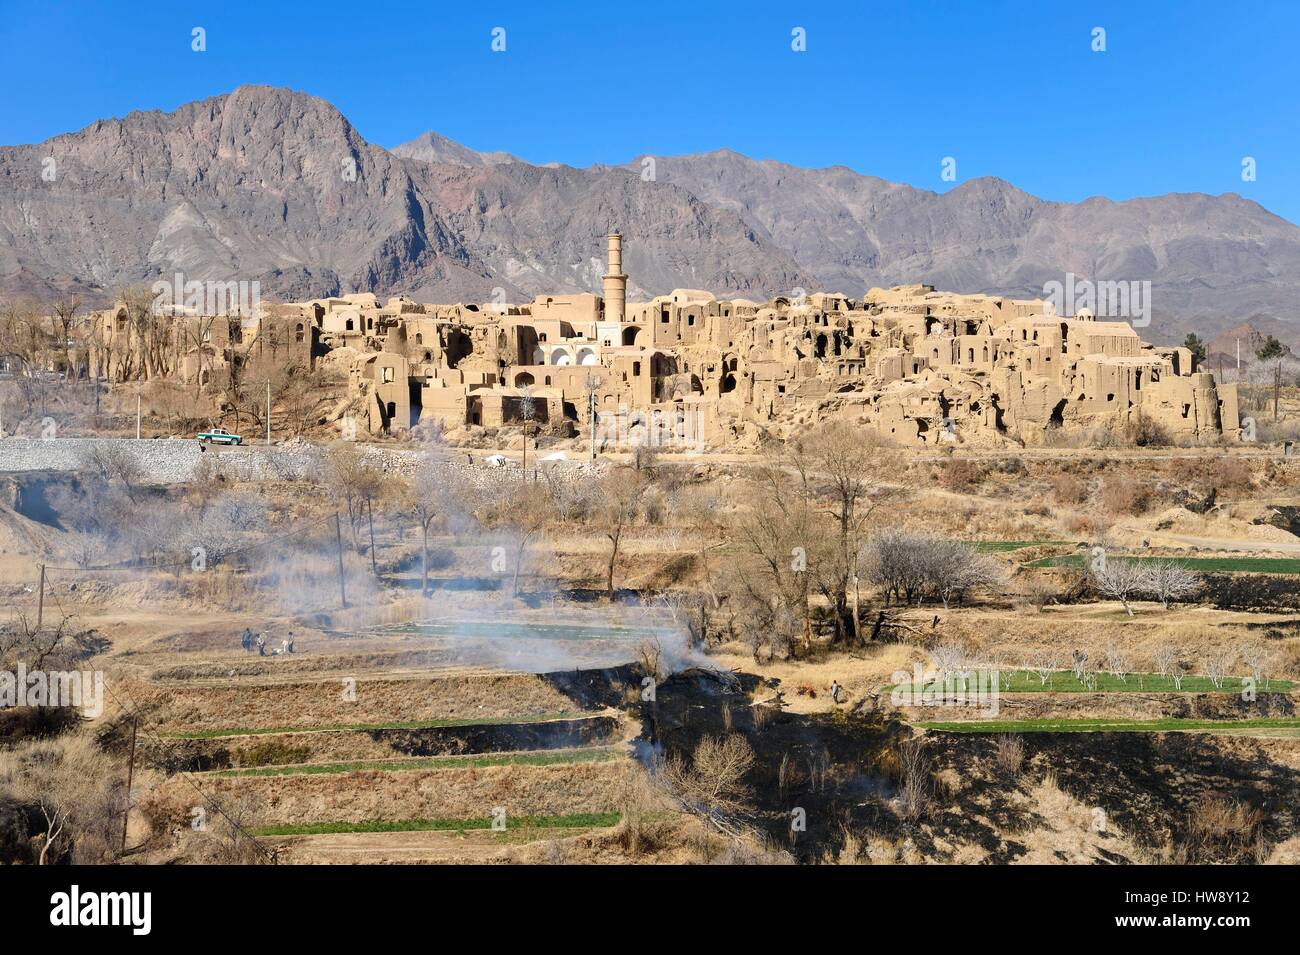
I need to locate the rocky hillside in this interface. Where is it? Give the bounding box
[0,87,809,306]
[623,151,1300,339]
[3,85,1300,340]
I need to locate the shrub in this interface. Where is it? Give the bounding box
[0,733,123,864]
[1025,577,1057,612]
[1098,476,1152,516]
[862,530,1003,607]
[1066,513,1096,536]
[896,737,931,821]
[663,734,756,816]
[939,459,985,492]
[1215,458,1255,493]
[994,734,1025,776]
[1050,473,1088,505]
[1187,796,1263,862]
[0,706,82,745]
[1127,413,1171,447]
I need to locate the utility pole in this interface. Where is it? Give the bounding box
[585,372,601,462]
[266,381,272,445]
[519,387,535,482]
[135,386,141,440]
[367,499,378,578]
[1275,362,1282,422]
[1237,337,1241,371]
[36,564,45,630]
[120,716,137,854]
[334,511,348,608]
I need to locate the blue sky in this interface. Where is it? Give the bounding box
[2,0,1296,222]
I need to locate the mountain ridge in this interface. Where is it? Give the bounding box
[3,85,1299,345]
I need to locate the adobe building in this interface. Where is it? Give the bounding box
[317,234,1239,446]
[83,233,1241,448]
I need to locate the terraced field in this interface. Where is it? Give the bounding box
[136,664,644,863]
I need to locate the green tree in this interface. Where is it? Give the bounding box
[1182,333,1206,365]
[1256,335,1286,363]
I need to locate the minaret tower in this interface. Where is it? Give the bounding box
[603,232,627,325]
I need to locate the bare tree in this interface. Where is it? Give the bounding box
[930,643,966,682]
[594,466,648,600]
[322,442,382,550]
[487,480,548,596]
[0,610,93,672]
[1153,645,1183,689]
[37,800,68,866]
[930,540,1004,610]
[789,422,898,641]
[399,444,451,595]
[727,460,819,651]
[634,637,665,683]
[1092,558,1147,616]
[78,443,144,502]
[51,295,82,381]
[1143,559,1202,610]
[1026,576,1057,612]
[539,464,592,522]
[1242,644,1271,691]
[1031,648,1060,687]
[1071,649,1089,681]
[1204,648,1235,690]
[1105,643,1129,684]
[175,489,264,568]
[518,384,536,478]
[674,485,724,643]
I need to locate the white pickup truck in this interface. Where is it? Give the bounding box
[197,428,242,446]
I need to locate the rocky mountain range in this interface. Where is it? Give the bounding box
[3,84,1299,346]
